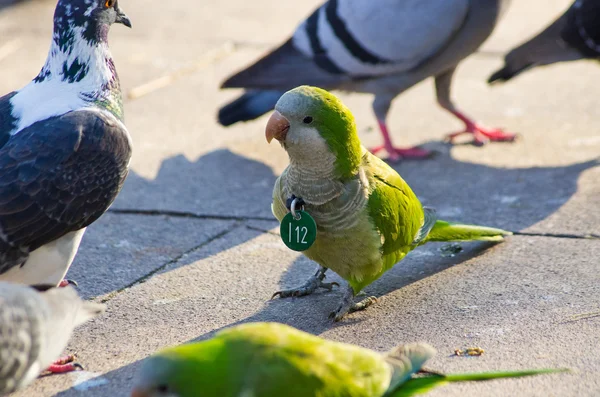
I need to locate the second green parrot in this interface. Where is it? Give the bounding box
[268,86,512,320]
[131,322,566,397]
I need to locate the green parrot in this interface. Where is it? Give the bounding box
[267,86,512,321]
[130,322,566,397]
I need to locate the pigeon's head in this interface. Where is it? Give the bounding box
[266,85,362,179]
[53,0,132,43]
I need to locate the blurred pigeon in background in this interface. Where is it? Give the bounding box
[489,0,600,83]
[0,0,132,287]
[0,282,105,394]
[219,0,516,162]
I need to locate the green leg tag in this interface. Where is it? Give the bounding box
[280,211,317,251]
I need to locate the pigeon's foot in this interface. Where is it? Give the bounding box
[370,145,433,162]
[372,120,433,162]
[445,124,518,146]
[272,267,338,299]
[58,279,78,288]
[446,110,518,146]
[329,286,378,322]
[45,354,84,374]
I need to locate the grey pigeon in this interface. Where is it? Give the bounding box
[0,282,105,394]
[218,0,516,162]
[0,0,132,287]
[489,0,600,83]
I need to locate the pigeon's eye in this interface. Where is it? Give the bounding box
[303,116,313,124]
[105,0,115,8]
[156,384,169,393]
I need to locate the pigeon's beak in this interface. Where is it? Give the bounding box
[115,8,132,28]
[265,110,290,143]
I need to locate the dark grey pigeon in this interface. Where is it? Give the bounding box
[0,0,132,287]
[218,0,516,162]
[489,0,600,83]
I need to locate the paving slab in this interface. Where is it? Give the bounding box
[1,0,599,396]
[12,229,599,397]
[65,213,237,299]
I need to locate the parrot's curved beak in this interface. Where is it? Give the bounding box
[265,110,290,143]
[130,388,148,397]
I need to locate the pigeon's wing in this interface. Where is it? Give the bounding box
[224,0,470,90]
[562,0,600,58]
[0,92,18,149]
[0,109,131,274]
[221,39,351,90]
[0,283,44,394]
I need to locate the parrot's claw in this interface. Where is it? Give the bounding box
[445,124,518,146]
[329,287,378,321]
[349,296,378,313]
[44,354,84,375]
[272,267,338,299]
[58,279,78,288]
[370,145,434,163]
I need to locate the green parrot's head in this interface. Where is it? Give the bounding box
[131,340,226,397]
[266,85,362,179]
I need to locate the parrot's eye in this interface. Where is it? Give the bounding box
[156,384,170,393]
[303,116,313,124]
[105,0,115,8]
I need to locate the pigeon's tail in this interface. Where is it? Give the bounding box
[75,301,106,327]
[488,10,581,84]
[424,220,511,243]
[218,90,283,127]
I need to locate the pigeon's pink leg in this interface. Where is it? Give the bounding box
[58,279,77,288]
[45,355,83,374]
[445,110,518,146]
[369,121,432,162]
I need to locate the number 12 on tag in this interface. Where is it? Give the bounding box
[280,211,317,252]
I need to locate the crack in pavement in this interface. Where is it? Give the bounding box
[246,226,599,241]
[97,222,243,303]
[512,231,600,240]
[109,208,274,222]
[109,209,599,241]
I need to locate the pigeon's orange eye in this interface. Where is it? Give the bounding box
[105,0,115,8]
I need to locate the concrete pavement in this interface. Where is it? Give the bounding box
[1,0,599,395]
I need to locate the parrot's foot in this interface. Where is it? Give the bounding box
[329,286,378,321]
[58,279,78,288]
[349,296,378,314]
[445,121,518,146]
[370,145,433,162]
[44,354,84,374]
[272,267,339,299]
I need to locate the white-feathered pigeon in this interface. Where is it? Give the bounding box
[218,0,516,161]
[0,282,105,394]
[0,0,132,287]
[489,0,600,83]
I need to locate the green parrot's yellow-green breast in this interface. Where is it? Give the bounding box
[217,323,393,397]
[272,150,424,293]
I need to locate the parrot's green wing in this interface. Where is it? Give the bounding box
[217,323,393,397]
[390,369,570,397]
[363,150,429,267]
[271,171,288,222]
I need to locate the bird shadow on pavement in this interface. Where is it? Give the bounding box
[54,144,598,397]
[0,0,31,11]
[66,149,278,299]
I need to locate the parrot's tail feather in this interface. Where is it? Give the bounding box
[424,220,511,243]
[441,368,570,382]
[390,368,569,397]
[217,90,283,126]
